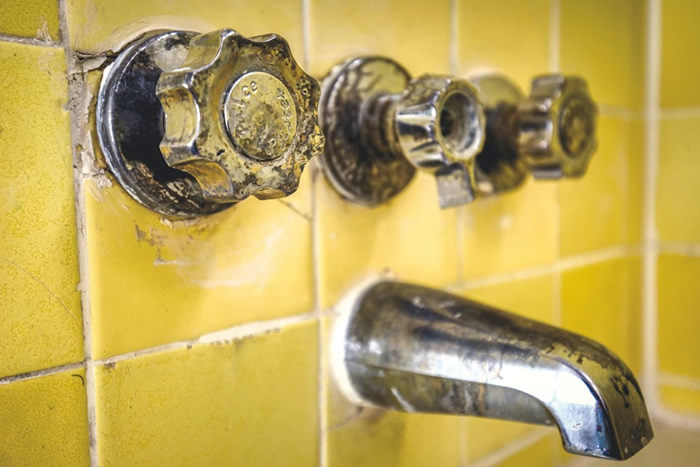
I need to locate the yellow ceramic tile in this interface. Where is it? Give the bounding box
[316,172,460,310]
[465,419,535,463]
[657,117,700,244]
[65,0,304,55]
[0,42,83,378]
[458,0,550,90]
[658,254,700,379]
[660,385,700,416]
[277,157,316,221]
[561,258,640,371]
[96,321,318,466]
[462,182,558,280]
[327,410,462,467]
[626,118,644,246]
[0,368,90,466]
[560,0,645,110]
[661,0,700,108]
[0,0,60,41]
[85,175,313,360]
[560,116,627,256]
[459,274,555,324]
[494,432,557,467]
[309,0,450,77]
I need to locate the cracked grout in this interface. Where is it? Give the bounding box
[95,311,320,366]
[57,0,99,464]
[0,362,85,386]
[0,32,62,48]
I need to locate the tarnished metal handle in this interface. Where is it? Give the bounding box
[470,73,598,195]
[319,57,486,209]
[157,29,324,203]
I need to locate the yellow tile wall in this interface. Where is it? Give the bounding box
[654,0,700,422]
[3,0,687,466]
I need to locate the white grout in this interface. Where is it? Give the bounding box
[96,311,319,366]
[642,0,661,413]
[659,106,700,120]
[550,0,562,327]
[659,372,700,392]
[57,0,99,463]
[0,362,84,386]
[452,245,636,291]
[451,0,466,288]
[0,32,62,48]
[467,428,550,467]
[652,406,700,431]
[658,241,700,257]
[598,104,644,120]
[301,0,311,71]
[548,0,560,74]
[449,0,459,76]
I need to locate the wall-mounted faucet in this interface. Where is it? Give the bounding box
[319,56,486,208]
[96,29,324,217]
[332,281,653,460]
[319,57,598,207]
[471,74,598,195]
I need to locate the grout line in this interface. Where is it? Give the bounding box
[451,245,636,291]
[96,311,319,366]
[449,0,459,76]
[0,362,84,386]
[548,0,560,73]
[301,0,311,70]
[0,32,62,48]
[659,107,700,119]
[657,241,700,257]
[642,0,661,411]
[451,0,466,288]
[310,167,328,467]
[652,406,700,431]
[659,372,700,392]
[550,0,562,327]
[598,105,644,120]
[467,429,550,467]
[57,0,99,465]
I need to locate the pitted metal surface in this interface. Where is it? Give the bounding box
[97,28,323,216]
[337,281,654,461]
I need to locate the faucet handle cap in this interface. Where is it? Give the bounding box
[518,74,598,179]
[157,29,324,203]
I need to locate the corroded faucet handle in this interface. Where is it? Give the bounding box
[318,56,485,209]
[518,74,598,179]
[396,76,485,208]
[157,29,324,203]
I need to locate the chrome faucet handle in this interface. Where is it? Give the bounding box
[468,73,598,195]
[319,57,485,208]
[97,29,323,217]
[519,74,598,179]
[157,29,324,203]
[396,76,485,207]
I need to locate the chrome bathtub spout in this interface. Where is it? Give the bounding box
[334,281,653,460]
